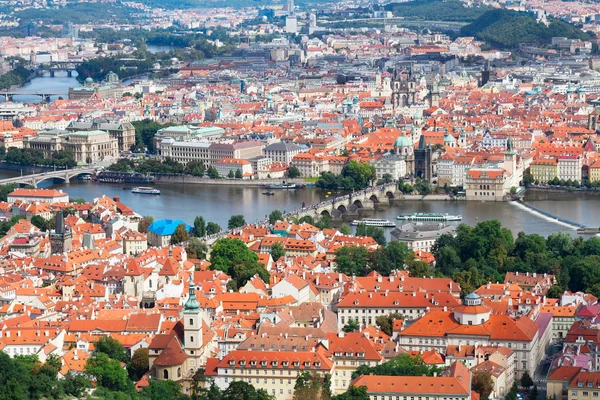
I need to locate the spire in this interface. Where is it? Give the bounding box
[184,273,200,312]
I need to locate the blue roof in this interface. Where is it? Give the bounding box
[147,219,192,236]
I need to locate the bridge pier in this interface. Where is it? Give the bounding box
[67,70,73,78]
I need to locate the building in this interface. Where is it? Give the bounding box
[8,188,69,204]
[566,370,600,400]
[414,135,432,180]
[147,219,193,247]
[263,142,302,165]
[50,211,72,255]
[390,222,457,252]
[23,130,119,164]
[214,158,253,178]
[371,153,407,181]
[464,168,507,201]
[392,67,417,108]
[209,142,264,166]
[558,155,582,182]
[159,139,211,167]
[66,121,135,152]
[590,160,600,183]
[122,231,148,255]
[9,235,41,257]
[351,361,474,400]
[285,15,298,33]
[530,158,559,183]
[397,293,546,378]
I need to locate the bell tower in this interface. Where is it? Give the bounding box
[183,276,202,356]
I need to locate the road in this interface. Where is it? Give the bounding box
[534,341,562,400]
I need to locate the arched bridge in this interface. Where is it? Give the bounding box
[0,168,96,188]
[290,183,401,220]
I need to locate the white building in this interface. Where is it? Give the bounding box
[263,142,302,165]
[370,154,406,181]
[557,155,582,182]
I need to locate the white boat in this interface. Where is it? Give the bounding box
[397,213,462,221]
[350,218,396,227]
[132,187,161,195]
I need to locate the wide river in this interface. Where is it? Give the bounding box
[2,168,598,237]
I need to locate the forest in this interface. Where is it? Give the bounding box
[383,0,491,22]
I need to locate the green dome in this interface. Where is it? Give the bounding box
[444,132,456,143]
[394,134,412,148]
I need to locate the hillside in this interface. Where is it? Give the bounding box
[461,9,593,49]
[383,0,491,23]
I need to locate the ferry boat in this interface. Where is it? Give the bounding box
[350,218,396,227]
[397,213,462,221]
[132,187,161,195]
[95,171,156,184]
[266,182,297,189]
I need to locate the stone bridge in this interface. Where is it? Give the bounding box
[291,183,400,220]
[0,167,96,188]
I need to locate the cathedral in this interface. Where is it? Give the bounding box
[391,66,417,108]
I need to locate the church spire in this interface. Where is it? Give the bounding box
[184,274,200,312]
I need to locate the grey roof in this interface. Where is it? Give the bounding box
[264,142,302,152]
[390,223,456,242]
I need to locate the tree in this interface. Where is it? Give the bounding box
[210,238,268,288]
[95,336,129,363]
[186,237,208,259]
[222,381,275,400]
[385,241,411,269]
[128,348,149,381]
[352,354,441,380]
[235,169,243,179]
[546,285,563,298]
[339,223,351,235]
[355,223,387,246]
[332,386,369,400]
[472,371,494,399]
[206,222,221,235]
[30,215,47,231]
[142,378,187,400]
[194,216,206,237]
[0,183,18,201]
[510,186,517,195]
[520,371,534,388]
[407,259,431,278]
[270,242,285,262]
[171,223,190,244]
[375,313,403,336]
[335,246,371,277]
[293,371,332,400]
[207,166,219,179]
[288,166,301,178]
[227,169,235,178]
[85,352,132,392]
[269,209,283,225]
[343,318,360,333]
[71,197,86,204]
[138,215,154,233]
[228,214,246,230]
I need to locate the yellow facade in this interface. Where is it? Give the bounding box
[530,162,558,183]
[590,166,600,182]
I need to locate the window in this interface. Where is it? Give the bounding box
[583,392,589,397]
[177,368,181,378]
[163,369,169,379]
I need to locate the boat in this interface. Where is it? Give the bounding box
[132,187,161,195]
[78,174,92,181]
[266,182,297,189]
[351,218,396,227]
[262,191,275,196]
[397,213,462,221]
[122,186,133,190]
[95,171,156,184]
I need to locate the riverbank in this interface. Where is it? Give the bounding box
[152,175,308,186]
[0,162,59,175]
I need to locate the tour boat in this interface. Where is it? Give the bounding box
[397,213,462,221]
[262,191,275,196]
[265,183,297,189]
[132,187,161,195]
[350,218,396,227]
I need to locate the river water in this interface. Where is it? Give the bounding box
[2,166,596,237]
[0,72,81,104]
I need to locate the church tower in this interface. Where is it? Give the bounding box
[183,277,202,358]
[391,65,417,109]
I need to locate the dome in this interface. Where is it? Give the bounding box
[394,133,412,148]
[85,77,93,83]
[444,132,456,143]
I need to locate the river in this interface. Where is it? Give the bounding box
[1,167,597,237]
[0,71,81,104]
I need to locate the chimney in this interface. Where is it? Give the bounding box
[73,351,78,361]
[377,275,382,283]
[17,331,21,337]
[338,331,345,338]
[390,275,394,283]
[516,271,519,276]
[5,331,9,338]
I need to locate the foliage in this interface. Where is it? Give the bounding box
[95,336,130,363]
[85,352,133,392]
[0,215,27,237]
[288,166,301,178]
[472,371,494,398]
[351,353,442,380]
[413,177,431,195]
[235,169,243,179]
[185,161,206,177]
[398,181,414,194]
[210,238,268,288]
[141,378,187,400]
[130,119,175,153]
[342,318,360,333]
[0,65,33,91]
[207,167,220,179]
[194,216,207,237]
[315,215,333,229]
[377,173,394,185]
[138,216,154,233]
[269,209,283,225]
[332,386,370,400]
[461,9,592,49]
[520,371,534,388]
[375,313,404,336]
[4,147,76,168]
[335,246,371,276]
[206,222,221,235]
[221,381,275,400]
[316,161,376,190]
[0,183,18,202]
[270,242,285,262]
[128,348,149,381]
[293,371,332,400]
[228,214,246,230]
[384,0,490,22]
[335,242,411,277]
[339,223,351,235]
[170,224,190,244]
[355,222,387,246]
[30,215,48,231]
[186,237,208,260]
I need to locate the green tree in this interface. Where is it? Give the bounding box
[407,259,431,277]
[228,214,246,230]
[351,354,441,380]
[171,223,190,244]
[293,371,332,400]
[520,371,534,388]
[343,319,360,333]
[510,186,517,195]
[210,238,268,287]
[186,237,208,259]
[206,222,221,235]
[138,216,154,233]
[270,242,285,262]
[546,285,563,298]
[85,352,132,392]
[194,216,207,237]
[227,169,235,178]
[141,378,187,400]
[355,223,386,246]
[30,215,47,231]
[332,386,369,400]
[235,169,243,179]
[339,223,351,235]
[472,371,494,399]
[0,183,18,201]
[222,381,275,400]
[95,336,129,363]
[269,209,283,225]
[335,246,371,276]
[288,166,301,178]
[207,166,219,179]
[385,241,411,269]
[375,313,403,336]
[128,348,149,381]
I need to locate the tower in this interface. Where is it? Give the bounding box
[429,82,440,107]
[587,110,598,132]
[391,65,417,109]
[50,211,72,254]
[183,276,202,358]
[414,135,432,181]
[504,136,517,176]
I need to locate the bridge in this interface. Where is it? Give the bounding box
[0,168,96,187]
[0,91,68,102]
[36,61,82,77]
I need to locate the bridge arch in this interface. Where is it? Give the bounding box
[386,191,395,199]
[320,210,331,218]
[353,199,363,208]
[34,175,68,185]
[337,204,347,214]
[369,194,379,203]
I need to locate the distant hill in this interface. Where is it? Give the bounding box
[461,9,593,49]
[383,0,491,23]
